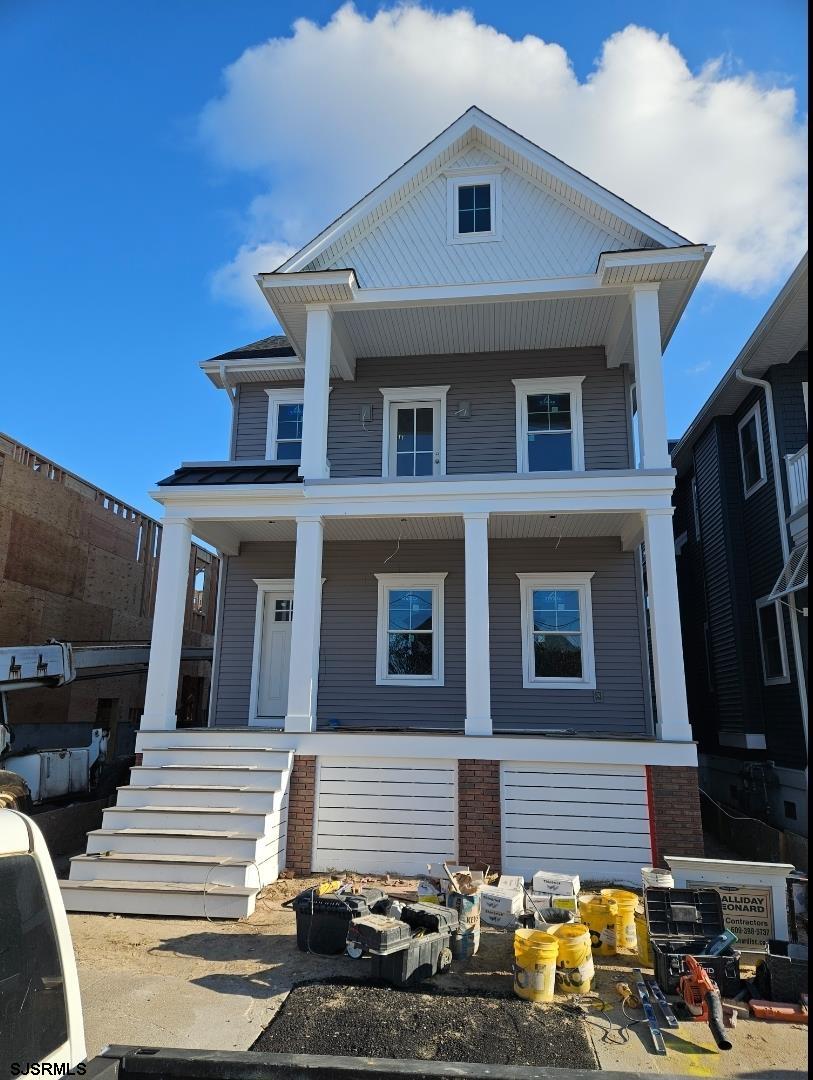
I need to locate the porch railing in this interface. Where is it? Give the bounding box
[786,444,808,513]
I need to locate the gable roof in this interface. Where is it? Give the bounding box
[276,106,690,277]
[205,334,295,363]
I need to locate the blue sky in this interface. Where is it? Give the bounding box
[1,1,807,514]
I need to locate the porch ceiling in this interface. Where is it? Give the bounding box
[194,511,641,548]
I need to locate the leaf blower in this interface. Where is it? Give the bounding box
[679,955,733,1051]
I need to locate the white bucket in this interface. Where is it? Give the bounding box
[641,867,674,890]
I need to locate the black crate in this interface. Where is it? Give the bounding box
[651,937,742,997]
[645,888,741,997]
[399,902,459,935]
[292,888,386,954]
[347,914,413,955]
[756,941,809,1002]
[369,930,453,987]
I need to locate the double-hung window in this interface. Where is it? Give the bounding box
[265,389,305,462]
[737,401,766,497]
[380,386,449,478]
[756,597,789,684]
[513,377,585,472]
[517,573,596,689]
[375,573,446,686]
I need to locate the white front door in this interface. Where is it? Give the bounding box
[389,401,441,477]
[253,591,293,724]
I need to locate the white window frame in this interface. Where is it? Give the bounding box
[446,169,503,245]
[737,401,767,498]
[248,577,296,723]
[755,595,790,685]
[375,572,447,687]
[512,377,586,473]
[379,386,449,478]
[517,572,596,690]
[265,388,305,462]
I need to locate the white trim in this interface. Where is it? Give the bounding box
[755,595,790,685]
[375,572,447,687]
[512,377,585,473]
[265,388,305,462]
[737,401,767,497]
[380,385,449,478]
[248,578,296,724]
[446,171,503,244]
[516,572,596,690]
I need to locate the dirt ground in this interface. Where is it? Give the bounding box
[69,876,808,1078]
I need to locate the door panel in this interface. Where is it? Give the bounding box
[389,401,440,477]
[255,593,293,723]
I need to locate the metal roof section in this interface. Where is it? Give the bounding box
[672,253,808,475]
[157,463,303,487]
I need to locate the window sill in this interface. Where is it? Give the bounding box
[375,677,445,688]
[522,679,598,691]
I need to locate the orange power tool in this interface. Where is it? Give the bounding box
[679,955,733,1051]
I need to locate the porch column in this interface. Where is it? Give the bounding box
[300,306,332,479]
[631,284,671,470]
[285,516,324,733]
[464,512,492,736]
[643,509,693,742]
[141,517,192,730]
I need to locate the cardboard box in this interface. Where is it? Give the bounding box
[532,871,581,896]
[526,892,579,914]
[497,874,525,895]
[480,884,524,927]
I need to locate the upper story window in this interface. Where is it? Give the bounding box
[756,596,789,685]
[513,377,585,473]
[266,389,304,462]
[517,572,596,690]
[446,171,502,244]
[737,401,767,497]
[380,386,449,478]
[375,573,446,686]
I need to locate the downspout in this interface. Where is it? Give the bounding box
[735,370,808,751]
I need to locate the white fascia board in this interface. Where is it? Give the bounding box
[335,274,610,310]
[278,107,691,274]
[597,245,711,281]
[200,358,305,388]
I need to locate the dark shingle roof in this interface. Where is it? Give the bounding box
[205,335,296,363]
[157,463,302,487]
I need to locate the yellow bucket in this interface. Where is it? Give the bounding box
[553,923,594,994]
[601,889,638,953]
[579,895,618,956]
[513,929,559,1002]
[634,909,653,968]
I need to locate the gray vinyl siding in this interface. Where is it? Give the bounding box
[211,537,650,736]
[230,349,632,474]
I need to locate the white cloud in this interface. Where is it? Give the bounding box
[200,4,807,315]
[210,240,297,320]
[684,360,712,375]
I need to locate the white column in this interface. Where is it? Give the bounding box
[464,513,492,736]
[299,306,332,479]
[284,517,324,733]
[631,284,671,470]
[141,517,192,730]
[644,509,693,742]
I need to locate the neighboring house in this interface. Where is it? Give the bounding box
[63,107,713,917]
[671,256,808,841]
[0,433,218,767]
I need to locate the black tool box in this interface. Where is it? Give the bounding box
[347,914,413,955]
[644,887,741,997]
[399,902,460,934]
[369,929,454,987]
[348,904,460,987]
[756,941,809,1002]
[290,887,387,954]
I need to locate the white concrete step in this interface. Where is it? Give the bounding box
[102,805,276,834]
[140,746,292,769]
[137,729,292,752]
[85,827,274,860]
[69,851,264,887]
[60,878,256,919]
[116,785,285,812]
[131,764,287,788]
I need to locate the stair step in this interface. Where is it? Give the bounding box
[60,878,256,918]
[69,851,264,887]
[131,765,287,790]
[139,747,291,769]
[86,826,270,860]
[116,785,284,811]
[103,805,275,833]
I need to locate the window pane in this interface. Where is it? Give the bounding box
[389,590,432,631]
[276,440,301,461]
[396,452,415,477]
[458,208,475,233]
[415,452,434,476]
[740,417,762,488]
[277,419,302,440]
[534,634,583,678]
[474,207,491,232]
[473,184,490,209]
[414,408,434,450]
[388,632,433,675]
[274,599,293,622]
[527,394,571,432]
[533,589,580,631]
[528,432,573,471]
[458,185,475,211]
[278,402,303,430]
[396,409,415,451]
[759,604,784,678]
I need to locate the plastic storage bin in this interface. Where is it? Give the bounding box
[291,887,387,954]
[644,887,741,996]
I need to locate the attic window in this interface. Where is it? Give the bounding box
[447,171,502,244]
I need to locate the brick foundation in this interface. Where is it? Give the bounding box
[285,755,316,875]
[647,764,705,867]
[458,760,501,871]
